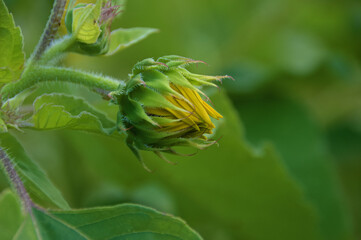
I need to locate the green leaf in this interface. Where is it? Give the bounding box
[106,28,158,56]
[0,0,25,86]
[72,1,102,44]
[1,88,33,111]
[32,93,116,135]
[0,133,69,209]
[31,208,88,240]
[12,216,37,240]
[0,189,23,240]
[235,98,354,240]
[15,204,202,240]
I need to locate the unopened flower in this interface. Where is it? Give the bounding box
[60,0,156,56]
[111,55,232,163]
[64,0,123,55]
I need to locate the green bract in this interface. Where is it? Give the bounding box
[112,55,232,162]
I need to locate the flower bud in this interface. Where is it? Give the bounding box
[60,1,156,57]
[64,0,123,55]
[112,55,232,161]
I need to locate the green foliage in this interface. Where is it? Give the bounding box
[32,93,116,136]
[12,216,38,240]
[0,133,69,209]
[46,204,201,240]
[106,28,158,56]
[0,0,25,86]
[13,197,202,239]
[0,1,204,235]
[0,189,23,240]
[146,93,323,240]
[50,93,323,240]
[0,0,359,239]
[234,98,353,240]
[0,189,201,240]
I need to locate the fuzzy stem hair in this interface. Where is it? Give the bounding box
[0,148,34,213]
[1,66,122,100]
[30,0,67,62]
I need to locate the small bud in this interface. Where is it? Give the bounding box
[60,1,156,57]
[113,56,231,161]
[64,0,122,55]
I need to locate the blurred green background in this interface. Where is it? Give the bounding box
[2,0,361,239]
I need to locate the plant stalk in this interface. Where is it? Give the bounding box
[29,0,67,63]
[37,35,75,65]
[1,66,122,100]
[0,148,33,213]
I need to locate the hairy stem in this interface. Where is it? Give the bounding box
[30,0,67,62]
[0,148,33,213]
[1,66,122,100]
[37,35,75,65]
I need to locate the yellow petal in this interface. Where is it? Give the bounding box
[177,85,214,128]
[165,96,200,131]
[158,122,191,133]
[201,100,223,120]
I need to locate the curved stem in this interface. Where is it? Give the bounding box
[1,66,123,100]
[37,35,76,65]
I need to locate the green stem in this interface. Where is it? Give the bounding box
[1,66,122,100]
[0,147,34,213]
[29,0,67,64]
[37,35,75,65]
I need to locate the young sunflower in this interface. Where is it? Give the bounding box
[111,55,232,164]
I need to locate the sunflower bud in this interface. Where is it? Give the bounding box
[64,0,123,55]
[112,55,231,162]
